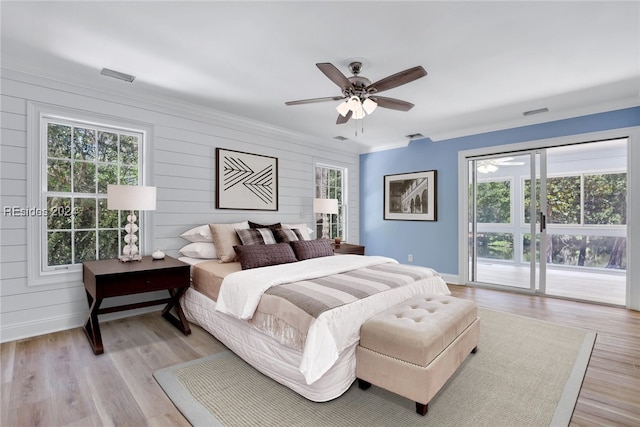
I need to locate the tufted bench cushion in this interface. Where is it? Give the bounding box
[356,294,480,415]
[360,294,478,366]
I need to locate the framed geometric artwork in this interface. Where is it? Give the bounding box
[216,148,278,210]
[383,169,437,221]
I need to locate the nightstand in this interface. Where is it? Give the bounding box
[82,255,191,354]
[332,242,365,255]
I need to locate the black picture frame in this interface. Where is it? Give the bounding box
[216,148,278,211]
[384,170,437,221]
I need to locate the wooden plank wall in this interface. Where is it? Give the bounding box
[0,68,360,342]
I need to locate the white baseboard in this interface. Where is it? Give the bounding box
[441,273,462,285]
[0,305,163,344]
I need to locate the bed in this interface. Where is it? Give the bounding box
[179,250,451,402]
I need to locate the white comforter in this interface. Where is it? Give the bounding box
[216,255,451,384]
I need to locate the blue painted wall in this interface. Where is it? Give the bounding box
[360,107,640,275]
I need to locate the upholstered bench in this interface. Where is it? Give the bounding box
[356,294,480,415]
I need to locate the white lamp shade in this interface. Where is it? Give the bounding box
[363,98,378,115]
[313,198,339,214]
[107,185,157,211]
[336,100,350,117]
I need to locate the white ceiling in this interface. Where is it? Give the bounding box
[2,1,638,152]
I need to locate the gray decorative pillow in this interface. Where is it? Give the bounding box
[233,243,298,270]
[236,228,277,245]
[290,239,334,261]
[272,228,304,243]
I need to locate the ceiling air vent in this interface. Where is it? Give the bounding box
[523,107,549,116]
[100,68,136,82]
[405,133,424,139]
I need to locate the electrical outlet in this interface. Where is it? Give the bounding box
[408,254,413,262]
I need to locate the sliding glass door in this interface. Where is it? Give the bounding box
[469,151,543,292]
[467,139,628,306]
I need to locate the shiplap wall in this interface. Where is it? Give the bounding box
[0,68,360,342]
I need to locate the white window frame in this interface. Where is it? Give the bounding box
[27,102,153,287]
[458,127,640,311]
[314,162,348,240]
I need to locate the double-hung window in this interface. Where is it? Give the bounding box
[314,164,347,239]
[31,110,146,283]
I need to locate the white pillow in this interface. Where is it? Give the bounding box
[282,223,313,240]
[179,242,218,259]
[180,225,212,243]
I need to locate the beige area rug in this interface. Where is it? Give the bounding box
[154,308,596,427]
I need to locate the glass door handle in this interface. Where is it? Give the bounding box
[539,212,546,232]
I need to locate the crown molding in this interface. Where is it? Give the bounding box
[1,67,361,155]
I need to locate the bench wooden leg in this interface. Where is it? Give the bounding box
[357,379,372,390]
[416,402,429,416]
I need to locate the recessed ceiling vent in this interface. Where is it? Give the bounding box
[333,136,349,141]
[100,68,136,82]
[405,133,424,139]
[522,107,549,116]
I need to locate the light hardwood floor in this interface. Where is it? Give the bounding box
[1,286,639,426]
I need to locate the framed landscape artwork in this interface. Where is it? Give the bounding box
[216,148,278,210]
[384,170,437,221]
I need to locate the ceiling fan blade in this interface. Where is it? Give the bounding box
[370,96,415,111]
[336,110,352,124]
[366,66,427,93]
[285,96,344,106]
[316,63,352,92]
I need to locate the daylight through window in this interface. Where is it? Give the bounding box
[44,118,143,269]
[315,164,346,239]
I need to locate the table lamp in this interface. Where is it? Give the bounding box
[313,198,339,239]
[107,185,156,261]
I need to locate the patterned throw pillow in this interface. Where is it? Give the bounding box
[272,228,304,243]
[248,221,282,230]
[289,239,334,261]
[236,228,277,245]
[233,243,298,270]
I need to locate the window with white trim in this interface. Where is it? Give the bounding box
[314,164,347,239]
[42,117,144,270]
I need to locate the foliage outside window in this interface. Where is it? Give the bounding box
[45,119,142,269]
[583,173,626,224]
[474,180,511,223]
[315,165,346,239]
[476,232,514,260]
[522,172,626,269]
[524,173,626,225]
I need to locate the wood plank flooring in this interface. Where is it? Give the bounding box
[1,286,639,426]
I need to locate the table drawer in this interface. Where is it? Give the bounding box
[97,267,189,298]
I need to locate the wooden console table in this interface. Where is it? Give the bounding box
[82,255,191,354]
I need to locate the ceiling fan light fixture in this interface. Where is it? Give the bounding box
[362,98,377,115]
[336,101,350,117]
[346,96,366,119]
[352,109,365,120]
[477,164,498,174]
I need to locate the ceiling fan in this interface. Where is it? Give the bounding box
[477,157,525,173]
[285,61,427,124]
